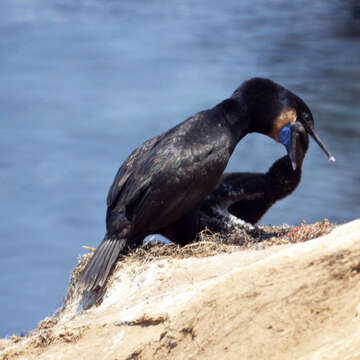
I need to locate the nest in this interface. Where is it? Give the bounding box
[118,219,335,262]
[61,219,335,309]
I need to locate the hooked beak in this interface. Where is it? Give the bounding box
[301,121,336,163]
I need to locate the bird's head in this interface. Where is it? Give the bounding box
[232,78,335,170]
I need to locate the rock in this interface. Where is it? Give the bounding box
[2,219,360,360]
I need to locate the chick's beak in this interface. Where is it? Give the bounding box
[278,122,298,171]
[286,123,298,171]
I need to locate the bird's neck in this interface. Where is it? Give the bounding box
[213,98,250,144]
[266,156,303,200]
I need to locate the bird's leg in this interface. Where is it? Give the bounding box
[199,182,265,234]
[225,212,255,231]
[199,204,255,234]
[213,207,255,232]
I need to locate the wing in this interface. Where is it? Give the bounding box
[106,111,233,236]
[205,172,267,209]
[106,134,163,210]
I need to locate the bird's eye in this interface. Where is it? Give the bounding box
[303,113,311,122]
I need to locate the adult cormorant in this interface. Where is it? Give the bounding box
[78,78,334,292]
[159,121,309,245]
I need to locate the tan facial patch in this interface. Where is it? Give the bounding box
[269,108,297,142]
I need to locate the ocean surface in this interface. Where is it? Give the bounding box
[1,0,359,337]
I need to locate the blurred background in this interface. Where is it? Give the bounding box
[1,0,359,337]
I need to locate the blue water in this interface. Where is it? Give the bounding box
[1,0,359,337]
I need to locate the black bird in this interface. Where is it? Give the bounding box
[78,78,334,292]
[159,122,309,245]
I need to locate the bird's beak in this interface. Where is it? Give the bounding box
[285,123,297,171]
[301,121,336,163]
[278,122,298,171]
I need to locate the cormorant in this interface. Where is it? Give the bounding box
[159,121,309,245]
[78,78,334,292]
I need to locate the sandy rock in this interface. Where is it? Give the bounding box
[1,219,360,360]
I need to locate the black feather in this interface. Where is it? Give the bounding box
[77,78,317,293]
[78,236,126,291]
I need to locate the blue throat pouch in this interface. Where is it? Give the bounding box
[278,122,297,171]
[278,124,292,146]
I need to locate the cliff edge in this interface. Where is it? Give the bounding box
[2,220,360,360]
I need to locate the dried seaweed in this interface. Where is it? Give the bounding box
[119,219,335,262]
[61,219,335,310]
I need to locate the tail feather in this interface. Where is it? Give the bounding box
[78,236,126,291]
[99,243,122,288]
[91,239,115,280]
[86,240,114,290]
[93,239,116,284]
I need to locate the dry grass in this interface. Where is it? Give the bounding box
[114,314,169,327]
[60,219,335,311]
[62,252,93,310]
[119,219,335,263]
